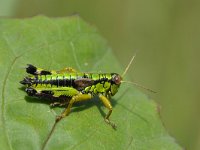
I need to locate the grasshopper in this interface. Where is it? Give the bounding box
[20,55,153,129]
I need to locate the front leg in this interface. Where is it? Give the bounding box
[99,94,116,129]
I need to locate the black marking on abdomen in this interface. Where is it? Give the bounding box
[70,75,72,86]
[40,70,51,75]
[56,76,59,87]
[42,76,76,87]
[50,76,53,87]
[63,76,66,87]
[83,73,88,78]
[39,75,43,85]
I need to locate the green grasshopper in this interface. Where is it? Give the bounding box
[20,55,153,129]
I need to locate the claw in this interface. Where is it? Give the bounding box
[104,118,117,129]
[55,115,63,122]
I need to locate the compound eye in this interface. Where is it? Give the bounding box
[113,74,122,85]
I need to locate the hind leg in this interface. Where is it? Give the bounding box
[26,64,53,75]
[26,64,77,75]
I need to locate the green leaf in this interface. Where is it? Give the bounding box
[0,16,182,150]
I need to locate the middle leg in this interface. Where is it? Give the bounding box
[99,94,116,129]
[56,93,92,122]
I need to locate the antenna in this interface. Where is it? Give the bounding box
[121,52,156,93]
[122,54,136,77]
[121,81,156,93]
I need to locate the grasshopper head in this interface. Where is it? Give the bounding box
[110,73,122,96]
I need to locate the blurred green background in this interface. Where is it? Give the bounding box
[1,0,199,149]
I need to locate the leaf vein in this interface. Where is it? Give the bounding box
[1,55,21,150]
